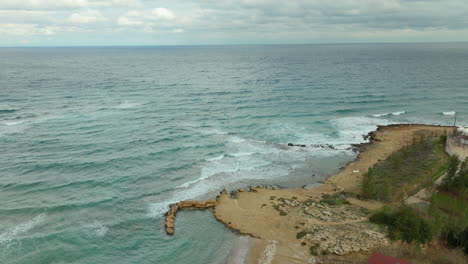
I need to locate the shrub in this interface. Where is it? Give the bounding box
[321,193,350,205]
[370,206,433,244]
[446,228,468,255]
[296,230,308,239]
[442,156,460,191]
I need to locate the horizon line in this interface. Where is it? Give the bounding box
[1,41,467,48]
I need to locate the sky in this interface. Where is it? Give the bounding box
[0,0,468,46]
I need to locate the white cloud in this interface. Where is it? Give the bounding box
[0,23,56,35]
[117,8,178,28]
[173,28,184,33]
[68,10,106,23]
[152,8,175,20]
[0,0,140,10]
[117,16,143,26]
[0,0,91,9]
[112,0,141,7]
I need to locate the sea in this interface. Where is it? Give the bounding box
[0,43,467,264]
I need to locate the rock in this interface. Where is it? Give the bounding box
[164,200,217,235]
[288,143,307,147]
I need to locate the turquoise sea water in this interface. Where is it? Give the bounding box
[0,43,467,264]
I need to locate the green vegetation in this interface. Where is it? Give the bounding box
[320,193,350,206]
[309,245,319,256]
[430,156,468,254]
[296,230,308,239]
[360,134,468,259]
[441,157,468,196]
[367,153,467,255]
[362,136,448,202]
[370,206,433,244]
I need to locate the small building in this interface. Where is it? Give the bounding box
[456,127,468,145]
[368,252,412,264]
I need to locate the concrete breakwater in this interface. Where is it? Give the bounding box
[164,200,217,235]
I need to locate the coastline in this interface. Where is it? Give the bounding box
[166,124,455,263]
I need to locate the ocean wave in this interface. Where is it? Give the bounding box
[84,221,109,238]
[229,152,256,157]
[205,154,225,161]
[148,115,393,218]
[0,109,19,114]
[114,101,143,109]
[372,111,405,117]
[228,136,246,143]
[0,213,46,246]
[372,113,389,117]
[2,120,25,126]
[148,164,291,218]
[442,111,456,116]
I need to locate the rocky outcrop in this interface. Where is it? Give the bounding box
[288,143,307,147]
[300,223,389,255]
[164,200,217,235]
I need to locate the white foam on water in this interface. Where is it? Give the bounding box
[205,154,225,162]
[372,113,389,117]
[148,116,391,218]
[228,136,246,143]
[84,221,109,238]
[392,111,406,116]
[372,111,405,117]
[148,162,291,218]
[198,128,229,135]
[443,111,456,116]
[115,101,143,109]
[330,116,394,145]
[2,120,25,126]
[230,152,256,157]
[0,214,46,246]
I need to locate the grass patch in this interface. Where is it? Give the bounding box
[362,136,448,202]
[320,193,350,206]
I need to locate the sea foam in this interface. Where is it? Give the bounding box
[0,214,46,246]
[442,111,456,116]
[148,117,383,218]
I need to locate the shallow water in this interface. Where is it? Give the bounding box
[0,43,467,264]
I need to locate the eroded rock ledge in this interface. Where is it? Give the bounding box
[164,200,216,235]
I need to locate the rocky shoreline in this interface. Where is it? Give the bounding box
[163,124,454,263]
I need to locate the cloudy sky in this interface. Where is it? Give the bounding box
[0,0,467,46]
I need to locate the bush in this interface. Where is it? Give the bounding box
[442,156,460,190]
[321,193,350,205]
[370,206,433,244]
[370,211,395,226]
[442,157,468,196]
[446,228,468,255]
[296,230,308,239]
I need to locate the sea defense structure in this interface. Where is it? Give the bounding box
[164,200,217,235]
